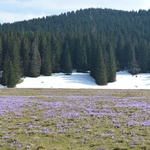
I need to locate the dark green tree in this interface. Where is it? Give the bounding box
[116,35,125,69]
[1,53,9,86]
[0,37,2,83]
[94,44,107,85]
[90,36,98,78]
[1,36,21,86]
[11,37,22,82]
[21,37,31,76]
[51,35,61,72]
[29,38,41,77]
[61,40,72,75]
[40,35,52,76]
[107,41,116,82]
[136,39,149,72]
[124,38,133,67]
[7,61,16,88]
[76,36,88,72]
[85,34,92,70]
[128,45,141,75]
[0,37,2,71]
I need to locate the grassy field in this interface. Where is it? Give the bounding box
[0,89,150,150]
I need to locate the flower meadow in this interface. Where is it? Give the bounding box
[0,89,150,150]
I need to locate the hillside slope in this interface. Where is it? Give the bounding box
[0,8,150,87]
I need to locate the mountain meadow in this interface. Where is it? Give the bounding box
[0,8,150,150]
[0,89,150,150]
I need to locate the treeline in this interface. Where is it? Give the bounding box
[0,8,150,87]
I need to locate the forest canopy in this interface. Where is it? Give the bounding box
[0,8,150,87]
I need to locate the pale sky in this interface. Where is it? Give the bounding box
[0,0,149,24]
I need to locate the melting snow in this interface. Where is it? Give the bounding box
[1,71,150,89]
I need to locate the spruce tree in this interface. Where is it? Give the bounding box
[21,37,31,76]
[40,35,52,76]
[0,37,2,83]
[11,37,22,82]
[90,37,97,78]
[125,39,133,67]
[0,37,2,71]
[29,38,41,77]
[136,39,148,72]
[1,53,9,86]
[95,44,107,85]
[128,45,141,75]
[51,35,61,72]
[76,36,88,72]
[107,41,116,82]
[85,34,92,70]
[116,35,125,69]
[1,38,20,87]
[61,40,72,75]
[7,61,16,88]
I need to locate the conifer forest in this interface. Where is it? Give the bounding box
[0,8,150,87]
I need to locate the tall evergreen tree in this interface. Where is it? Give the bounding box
[90,36,98,78]
[116,35,125,69]
[76,36,88,72]
[29,38,41,77]
[61,40,72,75]
[0,37,2,71]
[40,35,52,76]
[136,39,149,72]
[128,45,141,75]
[1,53,9,86]
[124,39,133,67]
[2,36,21,86]
[94,44,107,85]
[0,37,2,83]
[21,37,31,76]
[107,41,116,82]
[7,61,16,88]
[11,37,22,82]
[51,35,61,72]
[85,34,92,70]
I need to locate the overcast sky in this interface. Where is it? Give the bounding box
[0,0,149,24]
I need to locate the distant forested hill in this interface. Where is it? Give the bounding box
[0,8,150,87]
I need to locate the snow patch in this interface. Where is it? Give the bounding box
[1,71,150,89]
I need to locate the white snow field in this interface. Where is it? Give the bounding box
[17,71,150,89]
[1,71,150,89]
